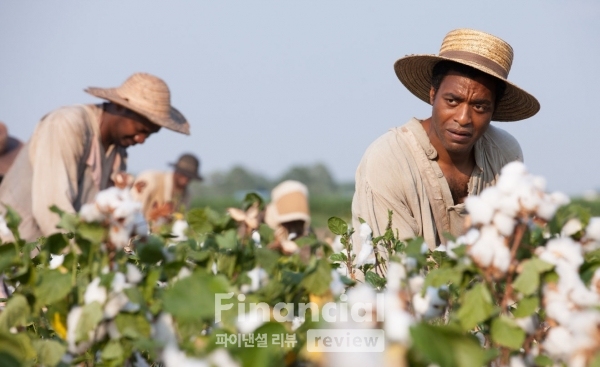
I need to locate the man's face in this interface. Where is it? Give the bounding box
[173,171,191,190]
[113,109,161,148]
[427,71,497,156]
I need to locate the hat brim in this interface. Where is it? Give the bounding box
[169,163,203,180]
[394,54,540,122]
[84,87,190,135]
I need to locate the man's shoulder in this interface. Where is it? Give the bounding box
[135,170,168,181]
[481,124,523,161]
[38,104,97,131]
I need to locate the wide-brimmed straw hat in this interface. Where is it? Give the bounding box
[169,153,202,180]
[85,73,190,134]
[394,28,540,122]
[265,180,311,230]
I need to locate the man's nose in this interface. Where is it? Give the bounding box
[454,104,471,126]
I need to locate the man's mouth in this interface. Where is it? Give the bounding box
[446,128,473,143]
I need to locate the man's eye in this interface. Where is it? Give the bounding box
[446,99,457,105]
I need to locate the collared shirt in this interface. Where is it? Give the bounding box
[0,104,127,242]
[351,117,523,251]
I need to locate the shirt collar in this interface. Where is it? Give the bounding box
[406,117,484,171]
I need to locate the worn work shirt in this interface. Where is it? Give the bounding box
[130,170,189,221]
[0,104,127,242]
[352,118,523,252]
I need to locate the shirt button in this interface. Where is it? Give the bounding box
[426,149,433,155]
[437,171,443,178]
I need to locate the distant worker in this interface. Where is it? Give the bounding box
[0,122,23,184]
[265,180,311,253]
[131,153,202,221]
[0,73,190,242]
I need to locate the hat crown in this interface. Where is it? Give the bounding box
[174,153,200,176]
[115,73,172,118]
[439,29,513,79]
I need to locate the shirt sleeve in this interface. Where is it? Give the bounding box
[29,107,91,236]
[130,171,158,219]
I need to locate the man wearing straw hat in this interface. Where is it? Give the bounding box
[0,72,190,242]
[352,29,539,256]
[131,153,202,222]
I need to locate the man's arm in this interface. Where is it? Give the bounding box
[29,107,90,236]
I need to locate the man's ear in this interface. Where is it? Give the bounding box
[429,87,436,105]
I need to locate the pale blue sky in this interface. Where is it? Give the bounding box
[1,1,598,195]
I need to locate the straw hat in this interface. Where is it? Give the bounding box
[0,122,23,177]
[85,73,190,134]
[394,28,540,122]
[265,180,310,230]
[169,153,202,180]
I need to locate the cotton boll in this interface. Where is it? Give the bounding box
[532,176,547,191]
[251,230,261,245]
[126,263,143,284]
[49,254,65,269]
[536,200,560,221]
[207,349,241,367]
[497,162,527,194]
[403,256,417,272]
[291,316,305,332]
[104,292,129,319]
[412,286,447,320]
[384,309,413,344]
[84,278,107,305]
[509,356,527,367]
[462,228,480,245]
[152,313,177,347]
[497,192,521,218]
[172,219,189,242]
[492,211,516,237]
[329,270,345,296]
[501,161,528,178]
[79,203,105,223]
[517,185,541,212]
[469,241,494,268]
[355,241,373,266]
[346,284,377,307]
[162,345,209,367]
[586,218,600,241]
[95,187,123,212]
[236,308,268,334]
[550,192,571,207]
[386,262,407,291]
[245,267,268,293]
[66,306,89,354]
[465,196,494,225]
[330,235,343,253]
[537,238,583,269]
[562,219,583,237]
[111,272,127,293]
[359,222,373,242]
[491,241,511,274]
[109,225,131,249]
[543,326,574,360]
[408,275,425,295]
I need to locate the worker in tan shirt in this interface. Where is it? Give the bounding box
[0,73,190,242]
[131,153,202,222]
[352,29,540,255]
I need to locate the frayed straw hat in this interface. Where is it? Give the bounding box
[169,153,202,180]
[265,180,310,230]
[394,28,540,122]
[85,73,190,134]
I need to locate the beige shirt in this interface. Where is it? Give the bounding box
[352,118,523,252]
[131,170,189,221]
[0,104,126,241]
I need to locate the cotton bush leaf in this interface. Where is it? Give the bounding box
[512,296,539,318]
[77,222,106,244]
[514,258,553,296]
[45,233,69,255]
[456,283,496,331]
[34,270,72,307]
[0,294,30,331]
[300,260,332,295]
[425,266,464,288]
[75,302,103,343]
[115,313,151,339]
[32,339,67,367]
[490,316,526,350]
[186,208,212,234]
[136,236,165,264]
[329,253,347,262]
[101,340,124,362]
[365,271,386,290]
[216,230,238,251]
[410,323,488,367]
[327,217,347,236]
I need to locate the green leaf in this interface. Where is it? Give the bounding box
[216,229,238,251]
[327,217,347,236]
[365,271,386,290]
[238,322,287,367]
[78,222,106,243]
[281,270,303,286]
[329,253,347,262]
[0,294,30,331]
[0,332,35,367]
[300,259,332,296]
[45,233,69,255]
[513,258,554,296]
[162,273,230,322]
[0,244,18,273]
[424,266,464,288]
[533,355,554,366]
[490,315,526,350]
[512,296,539,318]
[136,236,165,264]
[114,313,151,339]
[75,302,103,343]
[410,323,487,367]
[456,283,496,331]
[186,208,212,234]
[405,237,425,257]
[101,340,124,361]
[34,270,72,307]
[32,339,67,367]
[55,211,78,233]
[255,248,280,274]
